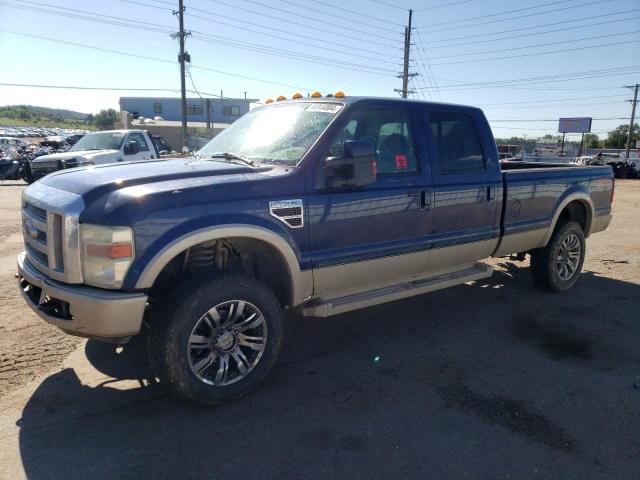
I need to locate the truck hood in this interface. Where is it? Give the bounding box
[40,157,272,202]
[32,149,121,163]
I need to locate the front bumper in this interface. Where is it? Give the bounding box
[17,251,147,342]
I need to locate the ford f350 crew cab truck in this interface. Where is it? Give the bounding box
[27,129,160,182]
[17,96,613,405]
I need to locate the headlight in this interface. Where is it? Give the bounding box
[80,224,134,289]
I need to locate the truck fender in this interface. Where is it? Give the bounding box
[541,190,594,246]
[134,224,312,306]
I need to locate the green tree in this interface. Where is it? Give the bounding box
[604,123,639,149]
[91,109,118,130]
[583,133,602,149]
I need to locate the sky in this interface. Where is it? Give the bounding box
[0,0,639,139]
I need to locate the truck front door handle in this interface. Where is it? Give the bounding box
[408,190,432,211]
[487,185,496,202]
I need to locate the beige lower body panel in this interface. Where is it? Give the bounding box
[304,239,498,317]
[302,262,493,317]
[589,214,612,236]
[492,227,548,257]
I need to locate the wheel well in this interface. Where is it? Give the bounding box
[557,200,588,232]
[147,237,293,307]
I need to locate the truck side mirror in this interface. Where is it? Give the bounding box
[324,140,377,190]
[124,141,140,155]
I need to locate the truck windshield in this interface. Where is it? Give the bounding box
[70,132,126,151]
[198,102,343,165]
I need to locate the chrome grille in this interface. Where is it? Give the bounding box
[21,183,85,284]
[23,201,51,269]
[26,244,48,267]
[24,202,47,223]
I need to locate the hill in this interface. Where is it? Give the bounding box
[0,105,91,128]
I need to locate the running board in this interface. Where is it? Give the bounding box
[301,263,493,317]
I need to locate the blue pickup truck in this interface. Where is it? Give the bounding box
[17,95,613,405]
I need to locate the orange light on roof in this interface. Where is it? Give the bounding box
[276,95,286,101]
[265,98,274,104]
[292,92,303,99]
[334,91,345,98]
[311,91,322,98]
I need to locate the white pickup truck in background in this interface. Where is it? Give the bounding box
[27,129,161,182]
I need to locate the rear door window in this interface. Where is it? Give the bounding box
[428,111,485,173]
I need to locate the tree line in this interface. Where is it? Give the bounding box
[496,123,639,150]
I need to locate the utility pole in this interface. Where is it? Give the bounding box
[395,9,417,98]
[172,0,190,152]
[624,84,638,160]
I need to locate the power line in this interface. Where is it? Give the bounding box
[427,30,640,60]
[184,8,400,59]
[478,94,630,106]
[312,0,404,25]
[417,7,640,45]
[271,0,403,31]
[366,0,408,11]
[429,39,640,66]
[417,66,640,91]
[189,32,399,74]
[213,0,404,46]
[117,0,402,60]
[416,0,477,12]
[0,81,231,98]
[420,0,579,27]
[423,10,640,48]
[486,101,627,109]
[0,30,319,92]
[187,12,399,65]
[419,0,615,34]
[203,0,403,50]
[3,2,399,75]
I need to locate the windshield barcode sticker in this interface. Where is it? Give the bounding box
[305,103,343,113]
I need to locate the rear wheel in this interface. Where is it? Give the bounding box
[147,273,284,406]
[530,220,585,292]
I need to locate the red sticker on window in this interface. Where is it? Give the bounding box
[395,154,408,169]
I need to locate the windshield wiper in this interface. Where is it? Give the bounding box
[207,152,256,166]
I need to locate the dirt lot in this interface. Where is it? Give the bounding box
[0,180,638,479]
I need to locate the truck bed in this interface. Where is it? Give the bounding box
[493,162,613,257]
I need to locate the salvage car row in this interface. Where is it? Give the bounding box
[0,130,172,182]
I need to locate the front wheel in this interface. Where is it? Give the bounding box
[147,274,284,406]
[530,220,585,292]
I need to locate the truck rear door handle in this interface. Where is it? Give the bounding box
[486,185,496,201]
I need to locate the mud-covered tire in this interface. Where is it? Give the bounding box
[530,220,585,293]
[147,273,284,406]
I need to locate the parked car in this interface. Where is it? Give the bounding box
[16,96,613,406]
[0,137,29,149]
[28,129,162,182]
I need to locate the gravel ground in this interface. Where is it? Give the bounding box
[0,180,638,479]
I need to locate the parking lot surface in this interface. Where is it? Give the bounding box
[0,181,639,479]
